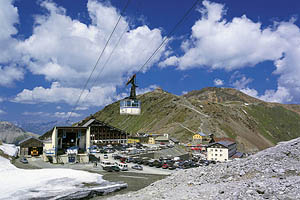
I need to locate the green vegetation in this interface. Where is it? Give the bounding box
[245,104,300,144]
[220,124,237,139]
[79,87,300,151]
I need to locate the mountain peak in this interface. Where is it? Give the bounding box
[183,87,262,104]
[0,121,38,144]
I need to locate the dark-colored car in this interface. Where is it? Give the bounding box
[199,160,209,166]
[103,166,114,172]
[168,165,176,170]
[210,160,217,164]
[132,165,143,170]
[148,160,155,167]
[133,157,141,163]
[20,157,28,164]
[155,162,163,168]
[113,154,121,160]
[112,166,120,172]
[126,157,134,163]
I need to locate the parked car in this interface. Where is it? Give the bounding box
[168,165,176,170]
[20,157,28,164]
[132,165,143,170]
[162,163,169,169]
[104,154,108,159]
[126,157,134,163]
[210,160,217,164]
[115,162,128,171]
[103,166,114,172]
[199,160,209,166]
[155,161,163,168]
[112,166,120,172]
[112,154,121,160]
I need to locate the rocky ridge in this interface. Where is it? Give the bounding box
[86,87,300,152]
[109,137,300,200]
[0,121,38,144]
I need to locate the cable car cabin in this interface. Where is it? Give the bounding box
[120,74,141,115]
[120,99,141,115]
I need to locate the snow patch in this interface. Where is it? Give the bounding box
[0,156,126,199]
[0,143,18,157]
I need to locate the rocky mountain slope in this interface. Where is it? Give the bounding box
[0,121,38,144]
[109,137,300,200]
[81,87,300,152]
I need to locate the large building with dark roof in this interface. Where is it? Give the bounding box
[40,118,128,164]
[207,140,237,162]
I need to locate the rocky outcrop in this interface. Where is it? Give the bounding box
[110,137,300,200]
[0,121,38,144]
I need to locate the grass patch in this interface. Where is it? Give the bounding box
[245,104,300,144]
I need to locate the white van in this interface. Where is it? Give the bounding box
[115,162,128,171]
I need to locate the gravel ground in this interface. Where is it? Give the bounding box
[108,137,300,200]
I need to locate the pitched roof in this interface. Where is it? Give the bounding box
[170,137,179,143]
[208,140,236,148]
[18,136,42,145]
[231,152,243,158]
[198,132,207,136]
[82,119,96,127]
[155,136,169,141]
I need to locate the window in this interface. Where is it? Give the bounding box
[220,149,223,152]
[220,154,223,157]
[210,149,213,151]
[215,154,218,156]
[215,149,218,152]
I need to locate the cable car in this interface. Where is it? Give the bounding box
[120,74,141,115]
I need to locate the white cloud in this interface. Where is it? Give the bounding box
[0,65,24,86]
[232,76,253,90]
[13,0,166,107]
[162,0,286,70]
[22,111,81,119]
[182,91,188,95]
[22,111,47,116]
[74,106,89,111]
[14,82,116,107]
[0,97,4,102]
[0,109,6,115]
[0,0,24,86]
[241,86,292,103]
[213,78,224,86]
[158,56,179,68]
[54,112,81,119]
[160,0,300,104]
[56,106,62,110]
[136,85,158,95]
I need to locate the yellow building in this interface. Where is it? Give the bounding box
[148,137,155,144]
[127,138,140,144]
[193,132,207,143]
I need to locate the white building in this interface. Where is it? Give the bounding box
[40,119,128,164]
[207,141,237,162]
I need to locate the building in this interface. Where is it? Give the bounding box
[81,119,128,145]
[40,118,128,164]
[206,140,237,162]
[155,136,169,144]
[193,132,207,143]
[19,137,43,157]
[169,137,179,145]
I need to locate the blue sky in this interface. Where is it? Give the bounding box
[1,0,300,132]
